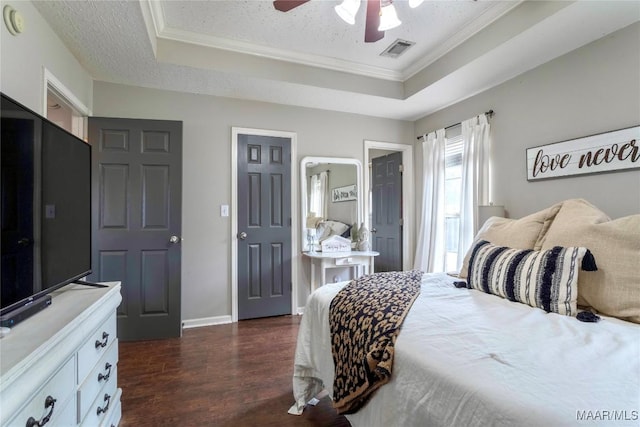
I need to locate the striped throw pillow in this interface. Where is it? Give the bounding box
[466,240,597,316]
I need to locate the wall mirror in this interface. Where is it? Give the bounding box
[300,156,362,252]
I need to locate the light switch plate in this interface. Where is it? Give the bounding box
[221,204,229,217]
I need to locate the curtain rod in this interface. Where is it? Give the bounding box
[416,110,494,141]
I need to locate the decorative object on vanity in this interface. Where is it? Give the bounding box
[351,223,359,249]
[526,125,639,181]
[332,184,357,202]
[357,222,370,251]
[321,235,351,253]
[305,212,323,253]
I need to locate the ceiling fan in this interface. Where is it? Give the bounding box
[273,0,386,43]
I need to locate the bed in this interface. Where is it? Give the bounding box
[289,199,640,426]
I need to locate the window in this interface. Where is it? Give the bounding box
[444,126,463,272]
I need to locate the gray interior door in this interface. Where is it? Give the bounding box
[237,134,291,320]
[371,152,403,272]
[88,117,182,341]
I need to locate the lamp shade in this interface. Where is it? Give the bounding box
[334,0,360,25]
[378,3,401,31]
[477,205,505,229]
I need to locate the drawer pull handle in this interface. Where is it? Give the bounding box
[98,362,113,382]
[95,331,109,349]
[96,393,111,416]
[25,395,56,427]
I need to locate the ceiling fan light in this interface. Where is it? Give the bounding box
[409,0,424,8]
[378,2,401,31]
[334,0,360,25]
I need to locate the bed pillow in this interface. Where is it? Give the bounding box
[316,220,350,242]
[466,240,596,316]
[458,203,561,278]
[540,199,640,324]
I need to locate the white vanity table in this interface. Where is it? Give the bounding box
[304,251,379,292]
[301,156,379,291]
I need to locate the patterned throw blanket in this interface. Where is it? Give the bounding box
[329,270,423,414]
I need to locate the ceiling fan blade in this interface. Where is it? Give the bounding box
[364,0,385,43]
[273,0,310,12]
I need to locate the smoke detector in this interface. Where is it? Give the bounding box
[380,39,415,58]
[3,5,25,36]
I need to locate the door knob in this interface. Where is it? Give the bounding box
[371,228,377,233]
[169,235,180,244]
[238,231,247,240]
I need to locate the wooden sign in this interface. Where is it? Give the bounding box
[332,184,357,202]
[526,126,640,181]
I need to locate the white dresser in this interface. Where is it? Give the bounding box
[0,282,122,427]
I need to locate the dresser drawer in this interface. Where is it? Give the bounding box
[11,357,76,427]
[77,312,117,384]
[100,388,122,427]
[334,257,356,266]
[80,367,118,427]
[78,338,118,422]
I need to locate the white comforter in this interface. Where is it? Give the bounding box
[290,273,640,426]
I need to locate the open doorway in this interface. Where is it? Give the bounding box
[43,68,90,140]
[364,141,414,272]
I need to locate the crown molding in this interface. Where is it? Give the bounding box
[401,1,523,80]
[161,26,405,81]
[142,0,403,82]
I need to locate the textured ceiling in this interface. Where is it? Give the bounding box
[32,1,640,121]
[158,0,503,77]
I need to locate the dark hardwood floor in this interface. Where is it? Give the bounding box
[118,315,350,426]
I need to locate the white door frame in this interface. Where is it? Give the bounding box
[364,140,414,271]
[43,68,91,139]
[231,127,298,323]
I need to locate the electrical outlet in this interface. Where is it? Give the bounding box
[45,204,56,219]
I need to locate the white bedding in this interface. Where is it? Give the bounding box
[290,273,640,426]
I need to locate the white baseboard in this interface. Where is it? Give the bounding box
[183,311,304,329]
[182,315,232,329]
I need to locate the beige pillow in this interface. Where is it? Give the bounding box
[540,199,640,324]
[458,203,561,278]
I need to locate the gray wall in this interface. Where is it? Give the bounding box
[92,83,414,319]
[414,22,640,220]
[0,0,93,114]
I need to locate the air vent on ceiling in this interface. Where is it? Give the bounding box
[380,39,415,58]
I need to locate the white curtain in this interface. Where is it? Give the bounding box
[414,129,446,272]
[309,171,328,219]
[456,114,491,271]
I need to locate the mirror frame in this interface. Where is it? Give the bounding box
[300,156,363,252]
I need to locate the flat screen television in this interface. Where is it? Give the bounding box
[1,93,92,327]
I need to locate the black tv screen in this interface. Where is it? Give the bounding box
[1,93,92,317]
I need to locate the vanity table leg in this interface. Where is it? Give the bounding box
[310,260,317,292]
[320,261,327,288]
